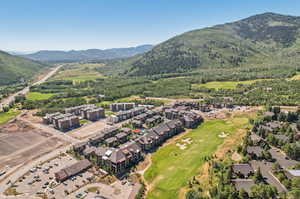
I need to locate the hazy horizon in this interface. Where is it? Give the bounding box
[2,0,299,52]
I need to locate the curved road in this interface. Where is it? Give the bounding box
[0,65,63,111]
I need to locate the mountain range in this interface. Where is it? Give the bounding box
[22,45,153,62]
[110,12,300,77]
[0,51,47,86]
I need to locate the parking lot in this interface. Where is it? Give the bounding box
[14,154,94,199]
[66,180,140,199]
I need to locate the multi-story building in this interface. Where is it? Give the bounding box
[110,103,135,112]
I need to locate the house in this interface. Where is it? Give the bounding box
[55,159,92,182]
[247,146,263,158]
[232,163,254,178]
[105,137,118,147]
[260,125,273,132]
[83,146,96,159]
[115,132,128,144]
[137,130,160,151]
[89,133,105,146]
[232,179,255,193]
[73,142,87,155]
[120,141,142,164]
[294,133,300,141]
[95,141,142,174]
[121,128,132,135]
[275,134,289,144]
[153,123,170,141]
[103,126,119,138]
[250,133,263,145]
[134,113,148,123]
[95,147,110,167]
[284,170,300,179]
[267,122,281,130]
[263,111,275,120]
[132,120,143,129]
[182,113,202,129]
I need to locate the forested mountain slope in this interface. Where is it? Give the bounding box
[0,51,47,85]
[23,45,153,62]
[120,13,300,77]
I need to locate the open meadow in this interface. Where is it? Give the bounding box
[191,80,259,90]
[0,109,20,125]
[26,92,55,101]
[144,113,254,199]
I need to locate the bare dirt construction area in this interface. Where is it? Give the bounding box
[67,119,109,140]
[0,120,67,168]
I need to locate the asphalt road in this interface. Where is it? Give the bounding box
[0,65,62,111]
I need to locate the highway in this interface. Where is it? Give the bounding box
[0,65,63,111]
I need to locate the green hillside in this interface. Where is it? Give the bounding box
[116,13,300,77]
[0,51,47,85]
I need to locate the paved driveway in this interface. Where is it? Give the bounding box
[250,160,287,193]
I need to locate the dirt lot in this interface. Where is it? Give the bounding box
[67,118,109,140]
[0,137,66,168]
[0,120,66,168]
[0,131,50,156]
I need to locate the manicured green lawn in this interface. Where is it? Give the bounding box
[144,114,252,199]
[26,92,55,100]
[192,80,259,90]
[0,109,20,125]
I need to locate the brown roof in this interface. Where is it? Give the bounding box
[264,112,275,117]
[55,170,68,181]
[83,146,96,156]
[232,164,253,176]
[232,179,255,193]
[73,142,87,150]
[121,128,131,134]
[116,132,127,139]
[105,137,118,144]
[109,149,126,163]
[247,146,263,157]
[94,147,108,157]
[250,133,262,142]
[55,159,92,181]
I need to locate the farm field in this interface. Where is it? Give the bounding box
[0,109,20,125]
[26,92,55,101]
[191,80,260,90]
[52,64,104,82]
[144,113,253,199]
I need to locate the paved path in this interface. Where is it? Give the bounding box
[0,65,62,111]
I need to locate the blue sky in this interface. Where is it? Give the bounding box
[1,0,299,52]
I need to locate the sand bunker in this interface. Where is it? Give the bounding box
[182,138,193,144]
[218,132,228,138]
[176,143,187,150]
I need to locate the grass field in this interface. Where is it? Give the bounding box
[144,114,253,199]
[192,80,259,90]
[26,92,55,101]
[0,109,20,125]
[52,64,104,82]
